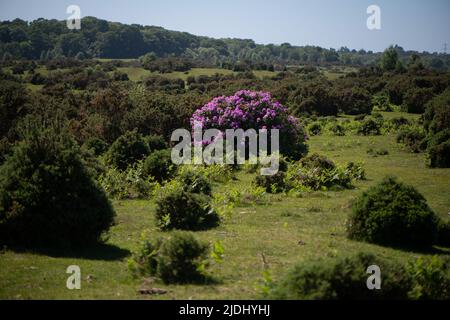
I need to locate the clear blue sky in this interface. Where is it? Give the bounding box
[0,0,449,53]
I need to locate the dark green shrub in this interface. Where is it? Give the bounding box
[347,176,438,248]
[106,130,149,170]
[144,134,167,152]
[367,148,389,157]
[83,137,108,156]
[176,169,212,196]
[328,123,345,136]
[143,149,176,182]
[437,219,450,247]
[0,137,12,165]
[300,153,336,170]
[0,123,115,247]
[254,171,286,193]
[269,252,411,300]
[155,185,219,231]
[427,139,450,168]
[357,118,381,136]
[129,231,209,284]
[402,88,434,114]
[390,117,411,129]
[396,127,426,153]
[307,122,322,136]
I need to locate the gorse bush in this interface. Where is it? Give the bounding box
[254,171,286,193]
[423,89,450,168]
[253,156,289,193]
[437,219,450,247]
[0,120,115,247]
[175,167,212,196]
[143,149,176,182]
[269,252,411,300]
[347,176,438,248]
[307,122,322,136]
[155,183,219,231]
[357,118,381,136]
[396,127,426,153]
[83,137,108,156]
[105,130,149,170]
[128,231,210,284]
[144,134,167,152]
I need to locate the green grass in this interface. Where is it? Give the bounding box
[1,131,449,300]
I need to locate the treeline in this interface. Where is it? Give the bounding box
[1,17,449,69]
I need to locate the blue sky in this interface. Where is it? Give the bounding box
[0,0,449,52]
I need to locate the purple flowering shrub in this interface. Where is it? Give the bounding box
[191,90,308,160]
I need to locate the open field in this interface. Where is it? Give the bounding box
[1,124,449,300]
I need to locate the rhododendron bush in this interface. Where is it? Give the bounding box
[191,90,308,159]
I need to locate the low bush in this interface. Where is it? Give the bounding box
[269,252,411,300]
[357,118,381,136]
[347,176,439,248]
[105,130,149,170]
[307,122,322,136]
[143,149,176,182]
[98,160,157,200]
[427,139,450,168]
[367,148,389,157]
[155,183,219,231]
[128,231,209,284]
[396,127,426,153]
[437,219,450,247]
[254,171,286,193]
[176,167,212,196]
[286,154,354,191]
[346,161,366,180]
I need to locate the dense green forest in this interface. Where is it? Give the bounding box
[1,16,449,70]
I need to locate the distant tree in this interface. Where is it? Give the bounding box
[380,46,399,72]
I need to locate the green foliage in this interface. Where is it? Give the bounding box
[83,137,108,156]
[347,176,439,248]
[269,252,411,300]
[143,149,176,182]
[105,130,149,170]
[98,160,157,200]
[286,154,355,191]
[402,88,434,114]
[129,231,210,284]
[380,46,400,72]
[406,256,450,300]
[254,172,286,194]
[437,219,450,247]
[155,183,219,231]
[396,127,426,153]
[175,167,212,196]
[357,118,381,136]
[144,134,167,152]
[307,122,322,136]
[0,120,115,247]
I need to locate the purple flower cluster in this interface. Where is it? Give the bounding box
[191,90,301,132]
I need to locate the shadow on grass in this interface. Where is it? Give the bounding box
[5,242,131,261]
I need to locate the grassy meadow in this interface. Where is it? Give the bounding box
[1,113,449,300]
